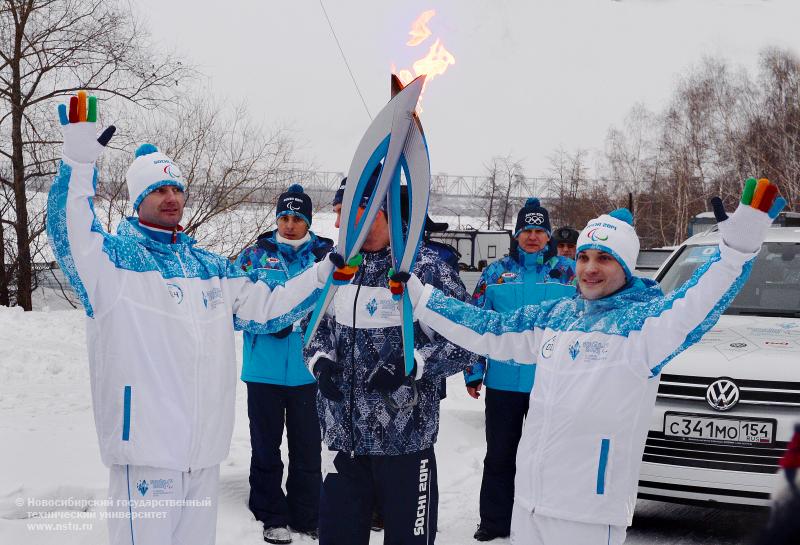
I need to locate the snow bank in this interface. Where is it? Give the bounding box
[0,306,488,544]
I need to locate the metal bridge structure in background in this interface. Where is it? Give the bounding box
[283,169,581,202]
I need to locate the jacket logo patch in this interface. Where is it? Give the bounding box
[166,283,183,304]
[569,341,581,360]
[581,340,608,361]
[541,335,557,358]
[137,478,174,497]
[202,287,224,310]
[366,298,378,316]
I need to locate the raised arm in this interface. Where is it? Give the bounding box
[46,92,117,318]
[406,275,549,365]
[630,178,786,376]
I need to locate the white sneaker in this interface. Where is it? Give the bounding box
[263,525,292,544]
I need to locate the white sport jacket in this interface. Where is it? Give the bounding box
[413,243,755,526]
[47,157,324,471]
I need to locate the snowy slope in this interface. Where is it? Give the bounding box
[0,306,488,544]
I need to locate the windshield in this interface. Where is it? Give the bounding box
[658,242,800,317]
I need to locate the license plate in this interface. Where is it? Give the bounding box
[663,412,776,445]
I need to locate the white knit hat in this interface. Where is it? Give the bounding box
[576,208,640,278]
[126,144,185,211]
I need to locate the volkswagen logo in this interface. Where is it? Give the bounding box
[706,378,740,411]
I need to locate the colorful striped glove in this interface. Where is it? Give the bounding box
[710,178,786,254]
[57,91,116,164]
[388,271,424,310]
[387,269,409,301]
[331,253,362,285]
[316,252,362,285]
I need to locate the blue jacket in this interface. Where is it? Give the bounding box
[236,231,333,386]
[464,245,576,392]
[304,244,472,455]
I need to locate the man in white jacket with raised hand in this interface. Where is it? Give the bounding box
[46,92,355,545]
[392,178,785,544]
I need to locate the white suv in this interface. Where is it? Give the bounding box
[637,226,800,507]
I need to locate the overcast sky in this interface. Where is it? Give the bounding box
[133,0,800,179]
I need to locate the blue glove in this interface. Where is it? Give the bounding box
[313,357,344,402]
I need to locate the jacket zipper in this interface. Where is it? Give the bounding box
[349,255,366,458]
[174,248,201,472]
[532,311,583,497]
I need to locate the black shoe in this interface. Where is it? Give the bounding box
[473,525,505,542]
[263,526,292,544]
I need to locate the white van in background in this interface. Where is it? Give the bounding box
[638,226,800,507]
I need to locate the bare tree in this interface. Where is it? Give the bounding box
[740,48,800,207]
[94,91,300,260]
[0,0,190,309]
[480,159,502,229]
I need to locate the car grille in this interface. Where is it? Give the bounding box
[658,373,800,408]
[643,431,788,473]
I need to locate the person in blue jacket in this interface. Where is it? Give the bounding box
[465,198,576,542]
[235,184,333,544]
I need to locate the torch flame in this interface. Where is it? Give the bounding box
[393,10,456,110]
[412,39,455,91]
[406,9,435,46]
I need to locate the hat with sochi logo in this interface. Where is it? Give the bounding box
[126,144,186,211]
[276,184,313,226]
[577,208,640,278]
[514,198,552,238]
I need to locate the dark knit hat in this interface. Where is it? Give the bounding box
[276,184,312,226]
[359,164,384,210]
[553,226,579,245]
[514,198,551,237]
[332,177,347,206]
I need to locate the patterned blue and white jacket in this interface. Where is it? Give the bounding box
[46,157,324,472]
[236,230,333,386]
[413,242,756,526]
[304,244,472,456]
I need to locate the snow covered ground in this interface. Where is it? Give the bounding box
[0,306,772,545]
[0,305,488,545]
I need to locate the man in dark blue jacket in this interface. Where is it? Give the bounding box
[236,184,333,544]
[304,185,472,545]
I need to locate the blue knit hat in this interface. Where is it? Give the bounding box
[514,198,552,237]
[276,184,312,226]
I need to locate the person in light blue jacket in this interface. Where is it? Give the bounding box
[235,184,333,544]
[465,198,575,542]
